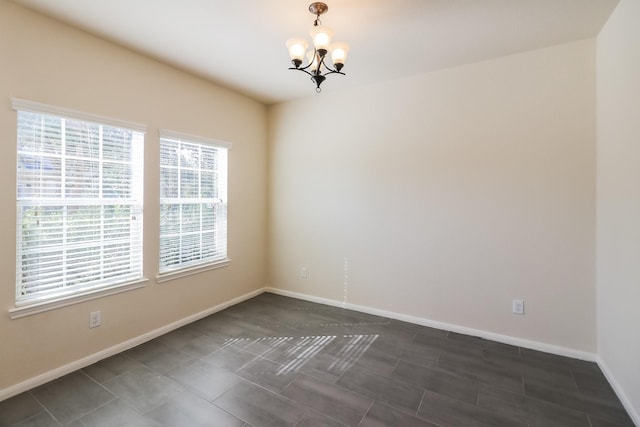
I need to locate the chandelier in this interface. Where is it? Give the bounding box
[286,2,350,93]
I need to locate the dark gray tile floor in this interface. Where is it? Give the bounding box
[0,293,635,427]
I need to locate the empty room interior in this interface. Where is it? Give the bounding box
[0,0,639,426]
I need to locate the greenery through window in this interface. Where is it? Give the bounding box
[15,105,144,306]
[159,132,229,274]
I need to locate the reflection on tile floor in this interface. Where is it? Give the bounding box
[0,293,635,426]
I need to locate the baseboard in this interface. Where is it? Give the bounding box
[0,287,265,402]
[597,357,640,426]
[264,287,597,362]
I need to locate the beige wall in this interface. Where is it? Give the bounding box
[597,0,640,420]
[268,40,597,353]
[0,2,267,391]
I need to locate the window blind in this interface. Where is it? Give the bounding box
[15,108,144,307]
[159,132,229,274]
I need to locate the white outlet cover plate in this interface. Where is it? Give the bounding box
[89,311,102,328]
[512,299,524,315]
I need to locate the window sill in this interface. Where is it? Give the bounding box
[156,259,231,284]
[9,279,149,319]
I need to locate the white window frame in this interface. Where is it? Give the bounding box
[157,130,231,283]
[10,98,147,318]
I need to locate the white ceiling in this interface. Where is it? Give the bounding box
[12,0,619,104]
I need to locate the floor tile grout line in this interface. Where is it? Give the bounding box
[413,396,448,427]
[340,358,433,405]
[27,389,65,426]
[206,396,252,426]
[209,396,253,427]
[14,410,63,427]
[568,366,581,391]
[524,373,631,409]
[218,374,347,427]
[416,388,427,417]
[67,394,119,425]
[79,367,121,397]
[513,379,618,424]
[355,399,376,427]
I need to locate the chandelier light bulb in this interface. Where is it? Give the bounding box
[330,42,349,70]
[307,51,320,72]
[310,25,334,55]
[286,38,308,67]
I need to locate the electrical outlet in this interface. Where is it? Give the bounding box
[300,266,308,278]
[512,299,524,315]
[89,310,102,328]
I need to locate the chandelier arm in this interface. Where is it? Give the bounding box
[288,67,316,78]
[317,53,329,72]
[321,70,346,77]
[287,48,346,78]
[289,48,320,74]
[288,48,320,77]
[315,55,346,77]
[318,56,337,75]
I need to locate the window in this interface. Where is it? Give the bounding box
[159,130,230,277]
[14,99,145,308]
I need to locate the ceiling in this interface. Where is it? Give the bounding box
[12,0,619,104]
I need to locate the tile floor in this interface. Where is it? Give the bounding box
[0,293,635,427]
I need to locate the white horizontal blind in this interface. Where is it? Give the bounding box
[159,133,228,274]
[16,110,144,307]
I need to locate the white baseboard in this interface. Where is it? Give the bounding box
[264,287,597,362]
[0,287,265,402]
[597,357,640,426]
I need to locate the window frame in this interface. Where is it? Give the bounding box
[10,98,148,318]
[157,129,231,283]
